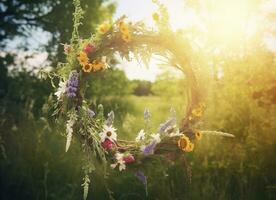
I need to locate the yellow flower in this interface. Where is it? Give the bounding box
[82,64,93,73]
[98,22,110,34]
[78,51,89,66]
[92,60,105,72]
[152,12,159,22]
[122,33,132,43]
[195,131,202,140]
[186,142,194,152]
[178,135,191,152]
[119,23,129,35]
[192,107,203,117]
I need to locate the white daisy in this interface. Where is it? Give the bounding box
[99,125,117,142]
[151,133,161,143]
[54,80,66,101]
[110,153,126,171]
[169,129,182,137]
[135,129,145,142]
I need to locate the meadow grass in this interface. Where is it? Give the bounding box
[117,95,185,140]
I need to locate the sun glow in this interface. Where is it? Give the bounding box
[190,0,262,50]
[114,0,271,80]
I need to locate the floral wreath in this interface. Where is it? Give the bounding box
[49,0,234,198]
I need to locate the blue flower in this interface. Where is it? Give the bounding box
[134,170,147,185]
[141,140,157,155]
[87,108,95,118]
[144,108,151,122]
[158,117,176,134]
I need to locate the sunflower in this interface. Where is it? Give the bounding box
[98,22,110,34]
[77,51,89,66]
[195,131,202,140]
[178,135,191,152]
[186,142,194,152]
[119,22,129,35]
[122,33,132,43]
[82,63,93,73]
[92,60,105,72]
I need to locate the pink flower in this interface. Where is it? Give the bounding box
[101,139,114,150]
[83,43,95,55]
[63,44,71,55]
[123,155,135,163]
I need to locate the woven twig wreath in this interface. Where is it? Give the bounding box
[49,0,234,198]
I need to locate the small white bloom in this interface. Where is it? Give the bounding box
[151,133,161,143]
[135,129,145,142]
[110,153,126,171]
[54,80,66,100]
[65,113,77,152]
[110,163,117,169]
[118,161,126,171]
[99,125,117,142]
[169,129,182,137]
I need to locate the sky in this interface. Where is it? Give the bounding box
[5,0,276,81]
[113,0,191,81]
[112,0,276,81]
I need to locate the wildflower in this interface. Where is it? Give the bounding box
[101,138,115,151]
[83,43,95,55]
[122,32,132,43]
[169,129,182,137]
[186,142,194,152]
[134,170,147,185]
[141,140,157,155]
[82,64,93,73]
[65,71,79,98]
[119,22,129,35]
[152,12,159,22]
[158,117,176,134]
[62,43,71,55]
[191,107,202,117]
[195,130,202,140]
[178,135,191,152]
[98,22,110,34]
[65,112,77,152]
[111,153,126,171]
[151,133,161,143]
[78,51,89,66]
[135,129,145,142]
[192,103,205,117]
[105,111,115,127]
[144,108,151,122]
[92,60,105,72]
[99,125,117,142]
[54,80,66,100]
[87,108,95,118]
[123,154,135,164]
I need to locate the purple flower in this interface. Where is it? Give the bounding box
[144,108,151,122]
[142,140,157,155]
[105,111,114,126]
[66,71,79,98]
[134,170,147,186]
[87,108,95,118]
[158,117,176,134]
